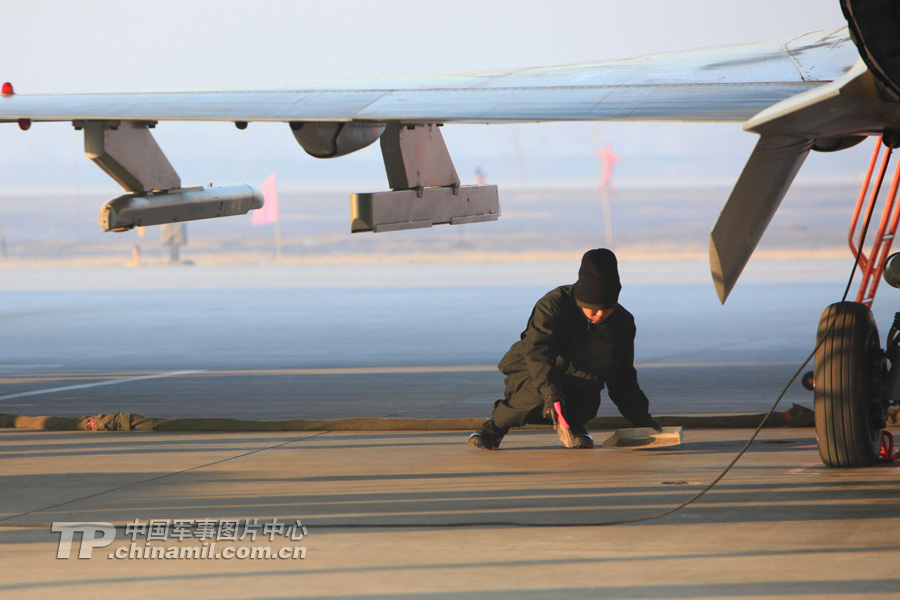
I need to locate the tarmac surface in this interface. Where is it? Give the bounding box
[2,427,900,599]
[3,258,900,597]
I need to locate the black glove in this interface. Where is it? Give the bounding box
[542,395,567,424]
[635,416,661,432]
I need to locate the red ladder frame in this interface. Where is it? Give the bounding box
[849,138,900,307]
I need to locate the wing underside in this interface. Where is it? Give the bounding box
[0,30,856,124]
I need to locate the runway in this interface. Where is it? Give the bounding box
[0,257,887,421]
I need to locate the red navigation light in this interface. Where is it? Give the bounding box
[17,118,31,131]
[1,82,13,96]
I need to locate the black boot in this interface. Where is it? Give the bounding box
[570,424,594,449]
[467,419,507,450]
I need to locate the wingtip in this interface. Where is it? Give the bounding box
[709,235,732,305]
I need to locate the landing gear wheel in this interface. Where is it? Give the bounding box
[814,302,887,467]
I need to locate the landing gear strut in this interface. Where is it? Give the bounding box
[813,137,898,467]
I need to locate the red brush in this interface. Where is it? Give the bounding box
[554,401,575,448]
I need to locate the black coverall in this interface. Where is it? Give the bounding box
[491,284,652,431]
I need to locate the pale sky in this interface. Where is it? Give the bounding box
[1,0,847,90]
[0,1,857,192]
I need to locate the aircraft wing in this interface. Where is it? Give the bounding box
[2,16,895,303]
[0,30,856,124]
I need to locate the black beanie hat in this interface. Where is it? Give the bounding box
[573,248,621,310]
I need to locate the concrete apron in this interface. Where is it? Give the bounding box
[0,428,899,599]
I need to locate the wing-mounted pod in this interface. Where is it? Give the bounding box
[350,122,499,233]
[78,120,263,232]
[290,121,385,158]
[289,119,499,233]
[99,185,264,232]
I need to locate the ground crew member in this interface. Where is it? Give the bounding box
[468,248,659,449]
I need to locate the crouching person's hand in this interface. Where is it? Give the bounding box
[542,395,567,424]
[634,415,661,432]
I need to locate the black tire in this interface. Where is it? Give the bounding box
[814,302,886,467]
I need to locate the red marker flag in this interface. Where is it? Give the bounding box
[252,173,279,226]
[595,144,621,194]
